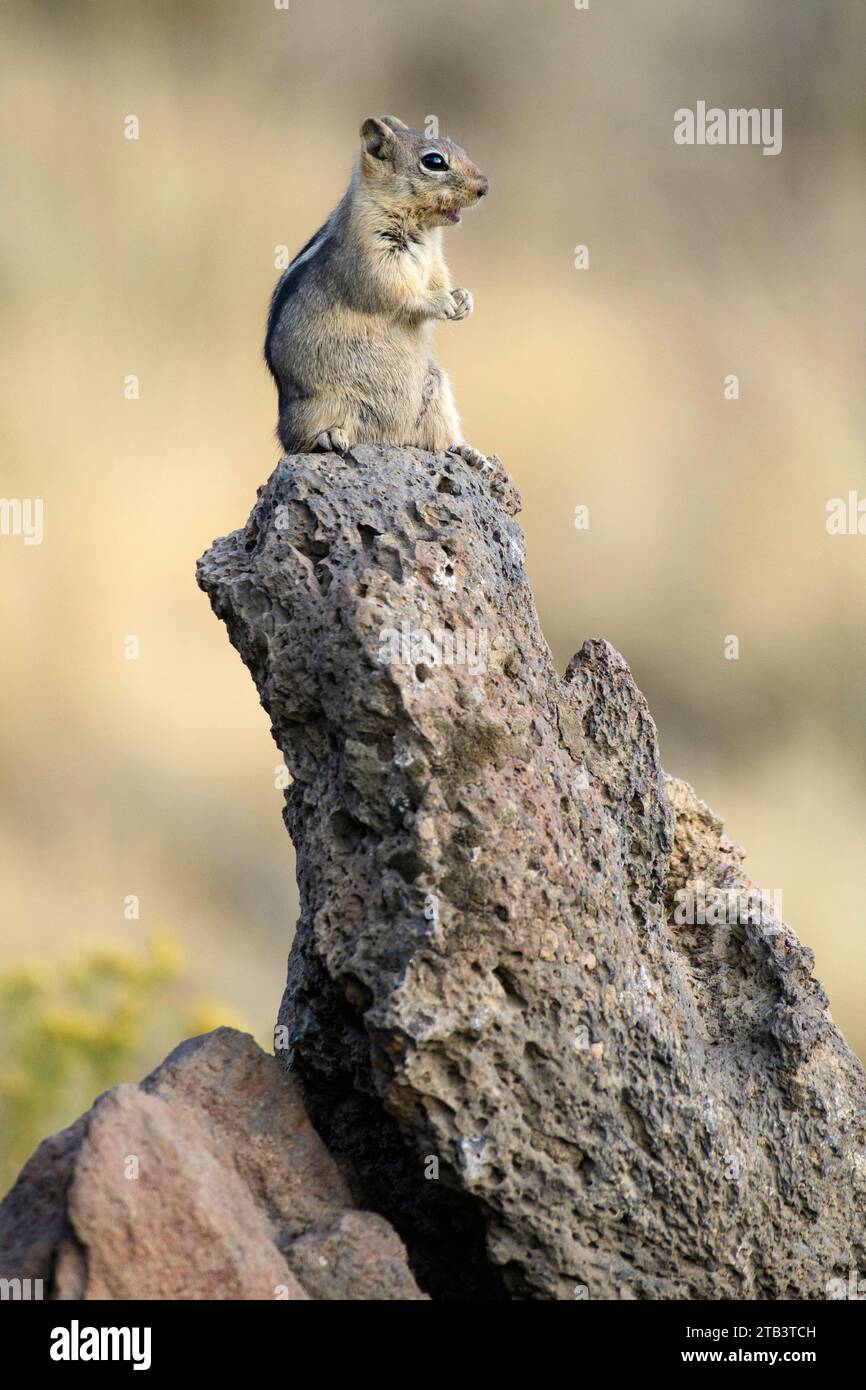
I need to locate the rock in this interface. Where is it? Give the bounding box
[197,445,866,1300]
[285,1210,424,1301]
[0,1028,426,1300]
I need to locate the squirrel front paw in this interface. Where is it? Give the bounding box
[445,287,474,321]
[312,428,350,455]
[448,442,491,470]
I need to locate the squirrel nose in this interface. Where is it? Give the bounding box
[476,177,489,198]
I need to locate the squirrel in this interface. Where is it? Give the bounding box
[264,115,490,468]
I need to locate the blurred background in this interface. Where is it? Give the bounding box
[1,0,864,1190]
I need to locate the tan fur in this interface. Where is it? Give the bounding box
[264,116,489,463]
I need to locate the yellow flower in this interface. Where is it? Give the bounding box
[0,1067,35,1102]
[186,998,252,1038]
[0,964,47,1000]
[82,943,151,985]
[40,1007,122,1049]
[148,931,184,982]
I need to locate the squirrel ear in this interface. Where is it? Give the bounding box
[360,117,395,160]
[380,115,409,132]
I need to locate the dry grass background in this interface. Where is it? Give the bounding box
[0,0,864,1175]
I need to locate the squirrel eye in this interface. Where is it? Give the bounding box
[420,152,448,171]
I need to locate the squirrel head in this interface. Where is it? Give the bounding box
[358,115,488,229]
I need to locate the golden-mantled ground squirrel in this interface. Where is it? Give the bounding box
[264,115,490,466]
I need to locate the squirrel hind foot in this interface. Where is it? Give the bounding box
[448,442,494,470]
[312,428,351,455]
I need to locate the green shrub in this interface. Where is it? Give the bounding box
[0,933,254,1195]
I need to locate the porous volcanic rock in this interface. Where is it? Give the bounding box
[197,445,866,1300]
